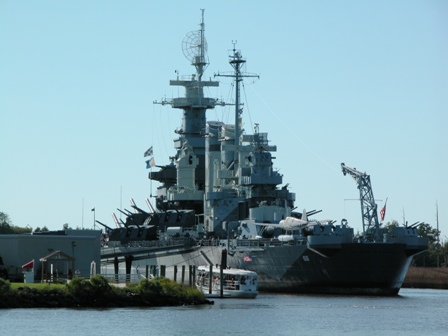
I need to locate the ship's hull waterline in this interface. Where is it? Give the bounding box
[101,240,416,296]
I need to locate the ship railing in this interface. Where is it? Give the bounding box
[100,273,146,284]
[233,238,307,248]
[200,239,222,247]
[104,237,197,250]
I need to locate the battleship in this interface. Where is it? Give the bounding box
[100,11,428,295]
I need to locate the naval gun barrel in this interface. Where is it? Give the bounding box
[116,208,141,228]
[95,220,113,231]
[408,221,421,229]
[306,209,322,217]
[130,204,149,215]
[117,208,130,217]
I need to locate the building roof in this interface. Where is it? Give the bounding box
[39,250,73,262]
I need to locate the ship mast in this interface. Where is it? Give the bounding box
[215,44,258,164]
[151,10,222,212]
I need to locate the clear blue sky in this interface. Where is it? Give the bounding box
[1,1,447,238]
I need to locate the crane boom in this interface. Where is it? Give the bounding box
[341,163,380,241]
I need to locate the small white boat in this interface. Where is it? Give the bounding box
[196,265,258,299]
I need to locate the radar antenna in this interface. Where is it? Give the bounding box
[182,9,208,79]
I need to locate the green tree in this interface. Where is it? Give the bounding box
[0,212,32,234]
[0,212,31,234]
[441,241,448,267]
[384,220,400,233]
[413,222,441,267]
[0,212,12,234]
[33,226,49,233]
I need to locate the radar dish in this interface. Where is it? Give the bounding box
[182,30,208,63]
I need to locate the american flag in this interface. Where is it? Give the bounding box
[380,198,388,222]
[244,255,252,262]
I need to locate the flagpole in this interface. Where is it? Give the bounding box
[150,166,153,198]
[144,145,154,198]
[82,197,84,229]
[91,207,96,230]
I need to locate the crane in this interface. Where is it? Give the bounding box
[341,163,381,241]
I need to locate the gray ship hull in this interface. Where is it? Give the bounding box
[101,239,418,296]
[226,244,412,295]
[197,243,413,295]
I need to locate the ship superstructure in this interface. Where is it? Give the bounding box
[151,10,294,239]
[151,10,219,218]
[100,11,428,295]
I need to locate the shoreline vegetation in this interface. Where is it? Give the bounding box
[1,267,447,309]
[0,275,212,309]
[403,266,448,290]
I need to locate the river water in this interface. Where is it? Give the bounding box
[0,288,446,336]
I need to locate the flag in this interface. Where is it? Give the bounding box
[380,198,387,222]
[144,146,153,157]
[244,255,252,262]
[91,208,95,212]
[146,157,156,169]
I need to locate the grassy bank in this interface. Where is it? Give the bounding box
[403,267,448,289]
[10,282,66,290]
[0,275,211,309]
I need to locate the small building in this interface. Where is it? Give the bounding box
[0,229,101,282]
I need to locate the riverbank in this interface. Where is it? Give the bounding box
[0,275,212,309]
[403,266,448,289]
[2,267,446,309]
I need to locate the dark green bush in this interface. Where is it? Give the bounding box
[133,276,205,304]
[0,278,11,294]
[66,277,93,296]
[90,275,113,294]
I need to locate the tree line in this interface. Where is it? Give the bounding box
[0,212,48,234]
[384,220,447,267]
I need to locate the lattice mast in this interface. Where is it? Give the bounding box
[341,163,381,241]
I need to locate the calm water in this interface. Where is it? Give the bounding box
[0,288,446,336]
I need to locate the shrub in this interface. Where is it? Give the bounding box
[90,275,113,294]
[133,276,205,304]
[135,277,163,296]
[66,277,92,296]
[0,278,11,294]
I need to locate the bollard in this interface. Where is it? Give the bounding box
[209,264,213,294]
[114,257,119,283]
[125,255,133,283]
[189,265,192,286]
